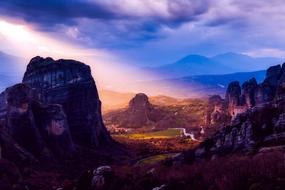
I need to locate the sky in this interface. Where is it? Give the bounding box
[0,0,285,93]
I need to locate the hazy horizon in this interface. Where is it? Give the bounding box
[1,0,285,96]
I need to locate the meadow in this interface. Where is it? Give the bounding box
[112,128,182,140]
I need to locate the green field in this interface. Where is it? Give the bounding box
[112,128,181,140]
[135,153,180,165]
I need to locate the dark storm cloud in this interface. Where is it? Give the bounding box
[0,0,119,29]
[0,0,212,45]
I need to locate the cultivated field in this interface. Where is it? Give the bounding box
[112,128,182,140]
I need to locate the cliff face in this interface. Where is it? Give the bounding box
[1,83,75,160]
[22,56,112,147]
[0,56,114,165]
[187,63,285,160]
[225,64,285,116]
[206,95,230,127]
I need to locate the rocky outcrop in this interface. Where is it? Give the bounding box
[224,64,285,118]
[182,63,285,161]
[193,100,283,159]
[225,81,242,116]
[206,95,230,126]
[104,93,207,133]
[257,65,282,103]
[1,83,75,160]
[104,93,163,129]
[241,78,258,107]
[0,56,115,167]
[22,56,112,147]
[126,93,154,127]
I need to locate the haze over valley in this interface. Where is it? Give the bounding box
[1,1,285,190]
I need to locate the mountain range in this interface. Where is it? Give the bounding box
[0,51,281,98]
[119,70,266,98]
[144,52,283,78]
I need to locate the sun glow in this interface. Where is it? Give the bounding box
[0,19,111,60]
[0,19,194,98]
[0,20,36,43]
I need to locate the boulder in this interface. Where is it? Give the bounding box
[91,166,113,190]
[153,184,167,190]
[93,165,112,176]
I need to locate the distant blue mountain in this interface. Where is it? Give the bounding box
[130,70,266,98]
[212,52,283,71]
[144,52,283,79]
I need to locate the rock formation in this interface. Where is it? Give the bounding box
[0,56,114,166]
[104,93,160,128]
[22,56,112,147]
[1,83,75,160]
[126,93,154,127]
[223,64,285,118]
[206,95,230,126]
[225,81,242,116]
[104,93,207,133]
[182,63,285,161]
[241,78,258,107]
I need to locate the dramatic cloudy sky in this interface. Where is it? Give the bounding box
[1,0,285,66]
[0,0,285,93]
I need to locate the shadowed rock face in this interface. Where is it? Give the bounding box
[241,78,258,107]
[226,81,241,115]
[2,84,75,159]
[182,63,285,161]
[5,84,48,158]
[22,56,112,147]
[225,64,285,112]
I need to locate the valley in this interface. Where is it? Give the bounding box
[1,56,285,190]
[1,1,285,189]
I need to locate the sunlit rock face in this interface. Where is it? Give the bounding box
[104,93,168,129]
[1,83,75,159]
[127,93,153,127]
[22,56,113,147]
[206,95,230,126]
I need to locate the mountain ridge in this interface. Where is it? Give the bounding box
[144,52,283,78]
